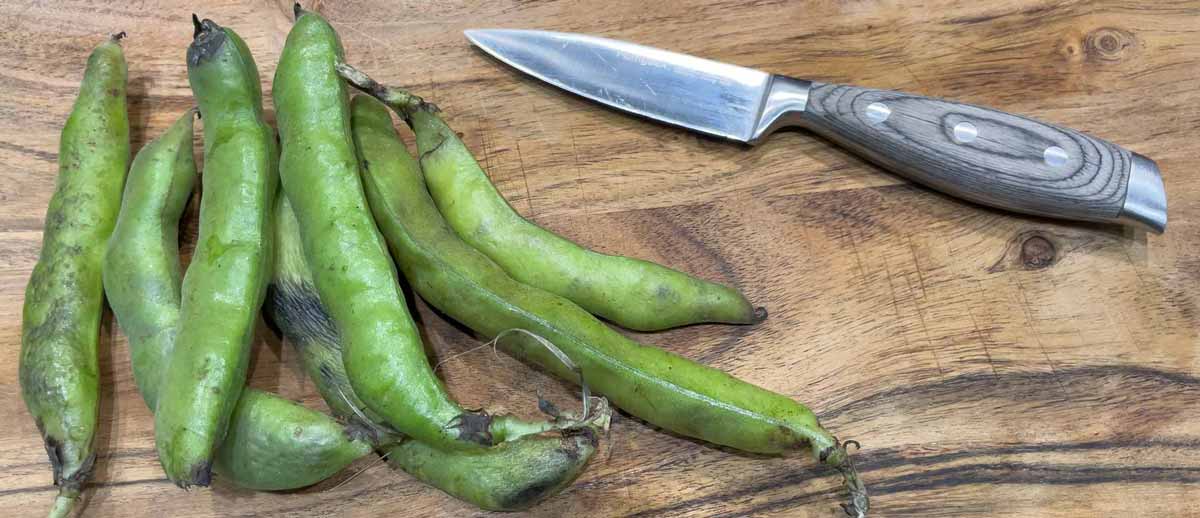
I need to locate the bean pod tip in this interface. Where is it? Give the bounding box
[187,460,213,489]
[187,15,226,68]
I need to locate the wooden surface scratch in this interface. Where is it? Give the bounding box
[0,0,1198,516]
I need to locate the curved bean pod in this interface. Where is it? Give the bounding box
[270,187,605,510]
[154,17,278,488]
[273,7,565,451]
[342,68,868,516]
[103,110,196,410]
[104,110,370,492]
[404,101,759,331]
[20,34,128,518]
[212,389,371,491]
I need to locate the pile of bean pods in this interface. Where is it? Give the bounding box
[18,5,868,517]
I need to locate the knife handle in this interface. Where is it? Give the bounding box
[783,80,1167,232]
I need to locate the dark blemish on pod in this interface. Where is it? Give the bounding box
[454,411,494,445]
[344,421,371,443]
[24,304,75,358]
[196,355,212,380]
[63,453,96,489]
[561,426,597,460]
[501,431,596,509]
[753,306,768,323]
[42,433,65,483]
[1020,235,1056,269]
[766,424,802,453]
[188,461,213,487]
[267,281,340,348]
[187,16,228,68]
[654,285,672,300]
[67,453,96,486]
[503,476,559,510]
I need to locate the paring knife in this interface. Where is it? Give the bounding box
[464,29,1167,233]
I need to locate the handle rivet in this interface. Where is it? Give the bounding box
[953,122,978,143]
[865,102,890,124]
[1044,146,1069,167]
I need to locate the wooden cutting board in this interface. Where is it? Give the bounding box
[1,1,1197,516]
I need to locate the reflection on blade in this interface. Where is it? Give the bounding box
[465,29,770,142]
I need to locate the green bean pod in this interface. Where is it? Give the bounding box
[401,104,759,331]
[212,389,371,491]
[20,34,128,518]
[342,68,868,516]
[103,110,196,410]
[104,110,370,491]
[154,17,278,488]
[383,432,598,512]
[266,193,391,438]
[274,7,566,451]
[270,188,605,510]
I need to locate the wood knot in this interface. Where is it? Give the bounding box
[1058,40,1081,62]
[1084,28,1135,62]
[1020,235,1056,269]
[987,230,1067,273]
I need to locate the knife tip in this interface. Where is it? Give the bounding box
[463,29,485,45]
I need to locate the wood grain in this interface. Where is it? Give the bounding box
[1,0,1198,517]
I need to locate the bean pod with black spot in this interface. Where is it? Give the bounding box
[273,7,571,451]
[153,17,278,488]
[20,33,128,518]
[270,187,605,510]
[343,69,869,516]
[104,109,370,492]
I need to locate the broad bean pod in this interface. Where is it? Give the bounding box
[20,34,129,518]
[154,17,278,487]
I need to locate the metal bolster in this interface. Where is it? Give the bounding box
[748,76,812,144]
[1117,152,1168,234]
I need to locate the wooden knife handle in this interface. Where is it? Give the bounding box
[794,81,1166,232]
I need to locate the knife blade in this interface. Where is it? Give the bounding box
[465,29,1167,233]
